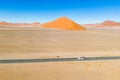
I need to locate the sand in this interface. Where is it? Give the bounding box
[42,17,85,30]
[0,27,120,80]
[0,27,120,59]
[0,61,120,80]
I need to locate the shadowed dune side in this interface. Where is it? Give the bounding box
[42,17,86,30]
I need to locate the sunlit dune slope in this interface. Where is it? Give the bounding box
[42,17,86,30]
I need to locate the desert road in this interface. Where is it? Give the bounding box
[0,56,120,64]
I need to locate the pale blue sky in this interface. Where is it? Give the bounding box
[0,0,120,24]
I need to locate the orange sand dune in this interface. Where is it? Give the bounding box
[42,17,86,30]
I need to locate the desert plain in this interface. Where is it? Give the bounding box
[0,26,120,80]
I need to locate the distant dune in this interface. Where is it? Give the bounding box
[84,20,120,28]
[42,17,86,30]
[0,21,40,27]
[101,20,120,27]
[1,19,120,29]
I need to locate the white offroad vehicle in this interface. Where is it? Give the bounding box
[78,57,86,60]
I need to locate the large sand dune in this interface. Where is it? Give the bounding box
[42,17,86,30]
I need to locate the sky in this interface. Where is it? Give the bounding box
[0,0,120,24]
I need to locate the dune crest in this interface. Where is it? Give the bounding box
[42,17,86,30]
